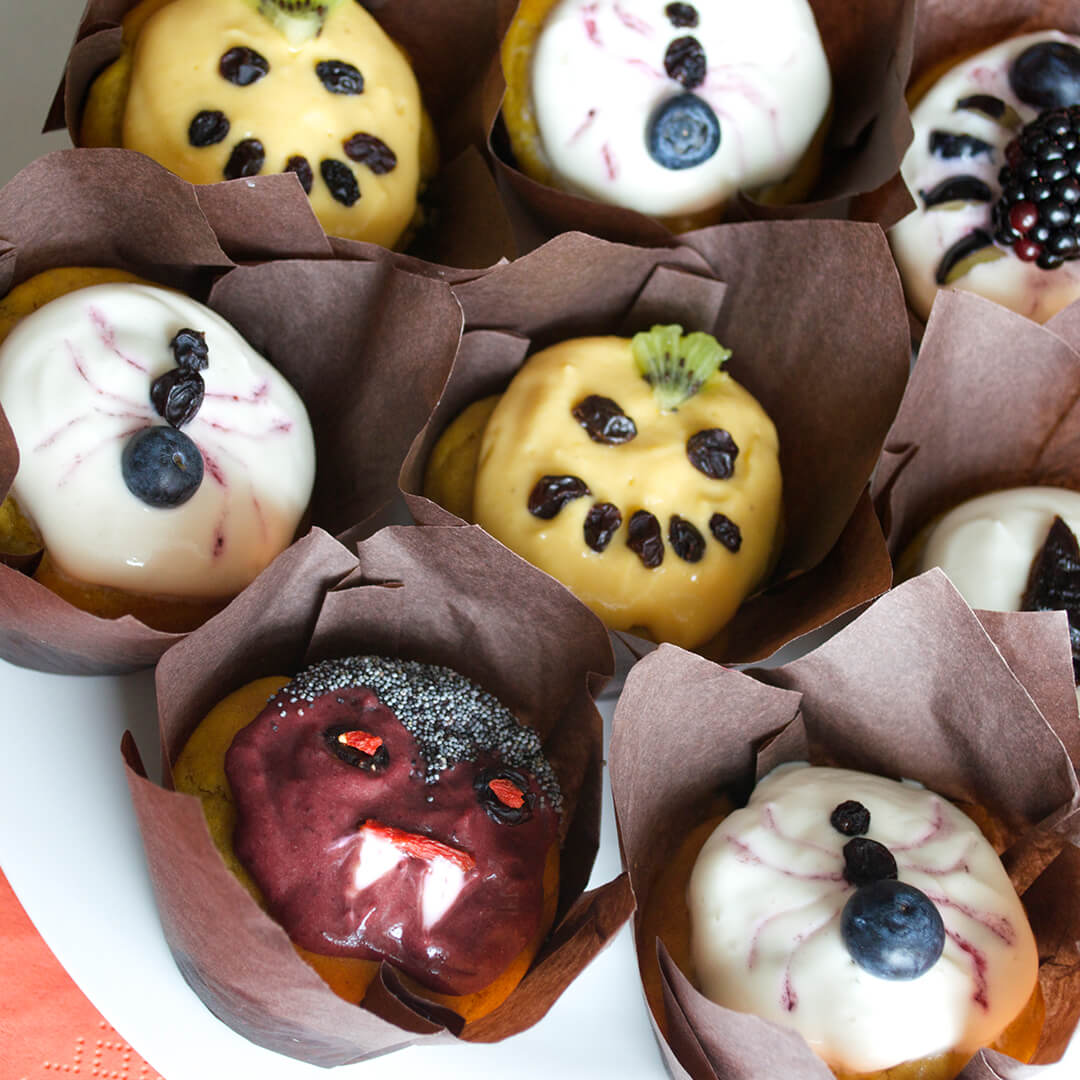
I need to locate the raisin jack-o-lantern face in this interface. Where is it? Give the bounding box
[470,326,783,648]
[87,0,431,248]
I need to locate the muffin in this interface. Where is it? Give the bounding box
[125,525,630,1062]
[174,655,562,1022]
[659,763,1043,1079]
[0,271,315,632]
[890,31,1080,323]
[424,324,783,649]
[501,0,831,232]
[611,570,1080,1080]
[80,0,437,249]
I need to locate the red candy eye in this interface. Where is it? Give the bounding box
[488,777,525,808]
[338,729,383,756]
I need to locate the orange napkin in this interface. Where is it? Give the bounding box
[0,869,164,1079]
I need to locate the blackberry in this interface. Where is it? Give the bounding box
[992,105,1080,270]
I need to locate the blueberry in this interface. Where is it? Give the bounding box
[646,93,720,170]
[122,426,204,508]
[841,880,945,980]
[1010,42,1080,109]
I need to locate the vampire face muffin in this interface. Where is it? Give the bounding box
[890,32,1080,323]
[424,325,783,649]
[81,0,436,249]
[501,0,831,228]
[0,275,315,630]
[906,486,1080,693]
[174,656,562,1020]
[682,764,1042,1079]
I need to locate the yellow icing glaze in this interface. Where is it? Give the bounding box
[119,0,425,248]
[472,337,782,647]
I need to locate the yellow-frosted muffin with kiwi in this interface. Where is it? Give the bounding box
[81,0,438,249]
[425,325,783,648]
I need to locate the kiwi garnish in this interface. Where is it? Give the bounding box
[247,0,344,47]
[631,324,731,411]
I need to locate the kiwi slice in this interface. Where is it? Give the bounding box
[936,230,1005,285]
[631,324,731,411]
[247,0,344,46]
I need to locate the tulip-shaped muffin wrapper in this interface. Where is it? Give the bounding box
[872,288,1080,763]
[486,0,917,254]
[610,569,1080,1080]
[50,0,518,270]
[124,524,630,1065]
[0,151,463,674]
[402,225,909,664]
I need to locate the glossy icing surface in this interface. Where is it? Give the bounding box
[529,0,830,215]
[0,283,314,599]
[226,657,560,996]
[688,764,1039,1074]
[122,0,424,248]
[471,336,782,648]
[916,486,1080,611]
[890,31,1080,323]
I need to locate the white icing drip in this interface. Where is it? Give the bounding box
[529,0,830,215]
[350,829,406,894]
[889,31,1080,323]
[687,764,1039,1073]
[0,284,315,599]
[420,858,468,930]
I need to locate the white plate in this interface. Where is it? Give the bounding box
[0,5,1076,1078]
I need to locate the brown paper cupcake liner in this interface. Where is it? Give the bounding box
[872,287,1080,762]
[485,0,917,254]
[0,150,462,674]
[125,523,630,1065]
[402,224,909,665]
[610,569,1080,1080]
[895,2,1080,339]
[49,0,518,269]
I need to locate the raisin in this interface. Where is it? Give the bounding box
[830,800,871,837]
[169,328,208,372]
[322,724,389,772]
[344,133,397,174]
[687,428,739,478]
[843,837,898,887]
[528,475,590,518]
[224,139,265,180]
[316,59,364,95]
[284,155,314,195]
[664,36,707,90]
[709,512,742,552]
[584,502,622,552]
[665,2,699,28]
[474,767,533,825]
[627,510,664,568]
[219,46,269,86]
[150,369,205,429]
[320,159,361,206]
[572,395,637,444]
[669,515,705,562]
[188,110,230,148]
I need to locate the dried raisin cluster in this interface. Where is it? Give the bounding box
[185,47,398,207]
[524,396,744,569]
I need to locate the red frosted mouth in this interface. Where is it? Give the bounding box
[359,821,476,873]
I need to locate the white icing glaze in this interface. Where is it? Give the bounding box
[916,486,1080,611]
[890,31,1080,323]
[688,764,1039,1074]
[916,486,1080,707]
[529,0,830,216]
[0,284,315,600]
